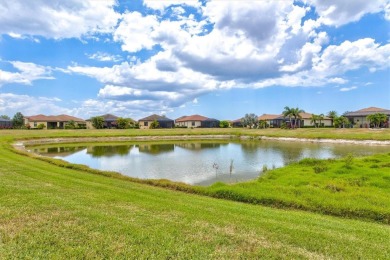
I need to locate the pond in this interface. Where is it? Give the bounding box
[29,140,390,186]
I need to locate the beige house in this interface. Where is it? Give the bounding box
[138,114,174,129]
[258,114,281,128]
[176,115,206,128]
[299,112,332,127]
[271,112,332,127]
[344,107,390,128]
[24,114,86,129]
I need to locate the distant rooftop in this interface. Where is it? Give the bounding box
[139,114,173,122]
[25,114,85,122]
[176,114,209,122]
[345,107,390,116]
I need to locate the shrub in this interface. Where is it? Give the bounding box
[344,153,354,169]
[37,123,45,129]
[313,165,328,173]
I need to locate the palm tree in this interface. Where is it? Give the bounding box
[291,107,305,128]
[327,111,338,127]
[310,114,319,128]
[367,113,387,128]
[318,114,324,128]
[282,106,293,129]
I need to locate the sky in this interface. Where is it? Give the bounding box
[0,0,389,120]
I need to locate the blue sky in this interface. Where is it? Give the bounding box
[0,0,389,120]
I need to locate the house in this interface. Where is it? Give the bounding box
[138,114,174,129]
[24,114,86,129]
[258,114,281,128]
[231,118,243,127]
[0,118,12,128]
[86,114,119,129]
[273,112,332,128]
[0,118,12,129]
[175,114,220,128]
[344,107,390,128]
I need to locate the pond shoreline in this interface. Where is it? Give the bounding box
[13,135,390,151]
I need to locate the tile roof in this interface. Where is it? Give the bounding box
[100,114,118,121]
[356,107,387,112]
[258,114,281,120]
[25,114,86,122]
[138,114,174,122]
[175,114,209,122]
[344,107,390,117]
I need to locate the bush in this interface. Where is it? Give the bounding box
[344,153,354,169]
[37,123,45,129]
[219,120,230,128]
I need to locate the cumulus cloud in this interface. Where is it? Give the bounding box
[114,12,159,52]
[0,61,54,86]
[3,1,388,117]
[0,0,120,39]
[63,1,390,114]
[308,0,388,26]
[143,0,201,11]
[0,93,69,116]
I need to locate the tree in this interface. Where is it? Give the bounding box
[310,114,319,128]
[282,106,293,128]
[327,111,338,127]
[367,113,387,128]
[149,120,160,129]
[65,120,76,129]
[318,114,325,128]
[291,107,305,128]
[334,116,349,128]
[12,112,24,129]
[91,116,104,129]
[117,117,130,129]
[219,120,230,128]
[241,113,258,129]
[258,120,268,129]
[1,115,10,120]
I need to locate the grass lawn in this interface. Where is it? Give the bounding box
[1,128,390,258]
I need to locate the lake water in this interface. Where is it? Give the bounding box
[29,140,390,186]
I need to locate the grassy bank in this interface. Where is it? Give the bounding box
[1,127,390,141]
[204,153,390,223]
[1,129,390,258]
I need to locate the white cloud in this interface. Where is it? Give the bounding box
[0,61,54,86]
[308,0,388,26]
[340,86,357,92]
[0,0,120,39]
[86,52,122,62]
[0,93,70,116]
[66,2,390,113]
[143,0,201,12]
[114,12,159,52]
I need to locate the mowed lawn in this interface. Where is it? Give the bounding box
[1,129,390,258]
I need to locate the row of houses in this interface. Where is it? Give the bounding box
[9,106,390,129]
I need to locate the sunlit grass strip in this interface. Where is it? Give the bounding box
[8,139,390,224]
[1,139,390,258]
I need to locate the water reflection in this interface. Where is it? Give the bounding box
[138,144,174,155]
[29,140,390,186]
[87,145,134,157]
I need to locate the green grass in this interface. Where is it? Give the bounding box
[204,153,390,223]
[1,129,390,258]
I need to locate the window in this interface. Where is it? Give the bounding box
[34,122,37,127]
[144,122,148,126]
[192,121,195,126]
